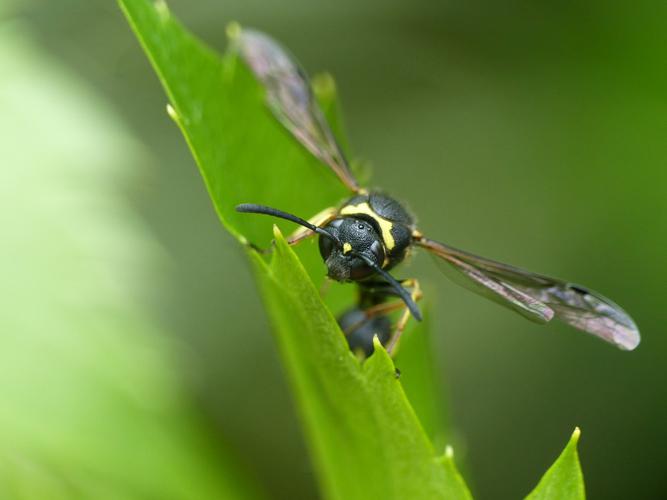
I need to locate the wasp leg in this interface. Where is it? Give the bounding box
[319,276,334,297]
[339,300,403,342]
[286,206,338,245]
[345,279,422,356]
[242,241,273,254]
[339,281,406,335]
[385,279,422,355]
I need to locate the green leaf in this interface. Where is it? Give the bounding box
[118,1,470,498]
[526,428,586,500]
[0,23,260,500]
[119,0,348,253]
[395,309,449,446]
[250,229,471,499]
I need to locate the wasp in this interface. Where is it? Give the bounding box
[233,29,640,355]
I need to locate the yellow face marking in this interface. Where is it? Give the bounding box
[339,202,396,251]
[343,242,352,254]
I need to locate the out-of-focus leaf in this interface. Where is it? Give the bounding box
[0,23,259,500]
[525,428,586,500]
[118,2,469,497]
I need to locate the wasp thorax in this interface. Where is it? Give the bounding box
[318,218,386,281]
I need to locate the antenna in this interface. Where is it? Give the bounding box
[236,203,342,247]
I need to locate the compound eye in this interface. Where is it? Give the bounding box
[370,240,385,266]
[318,234,335,260]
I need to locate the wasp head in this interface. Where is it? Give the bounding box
[318,218,386,281]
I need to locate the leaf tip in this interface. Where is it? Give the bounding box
[526,427,585,499]
[363,335,396,378]
[153,0,170,21]
[312,72,337,101]
[272,224,284,241]
[226,21,242,41]
[166,103,179,122]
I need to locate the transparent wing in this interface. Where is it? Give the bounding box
[235,29,359,192]
[417,237,640,350]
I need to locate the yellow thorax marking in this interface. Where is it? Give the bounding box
[343,242,352,254]
[339,202,396,250]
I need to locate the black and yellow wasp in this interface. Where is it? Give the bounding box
[232,28,640,356]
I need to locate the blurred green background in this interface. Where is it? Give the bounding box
[2,0,665,498]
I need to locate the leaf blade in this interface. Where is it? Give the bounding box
[251,230,471,500]
[119,0,349,250]
[526,428,586,500]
